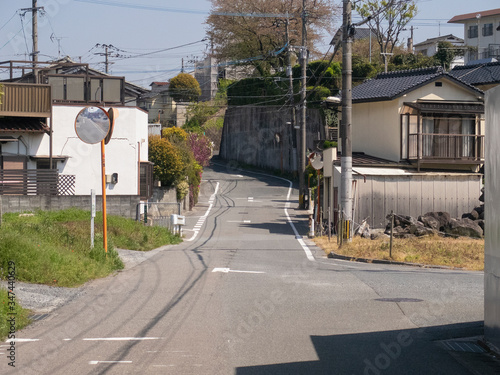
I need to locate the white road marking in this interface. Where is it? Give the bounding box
[231,174,244,178]
[186,182,219,242]
[4,339,39,343]
[83,337,161,341]
[89,361,132,365]
[212,268,265,274]
[213,163,316,262]
[63,338,72,341]
[227,220,251,223]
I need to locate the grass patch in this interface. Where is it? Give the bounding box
[0,208,182,287]
[0,288,31,341]
[313,235,484,271]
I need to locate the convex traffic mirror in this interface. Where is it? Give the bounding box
[75,106,111,144]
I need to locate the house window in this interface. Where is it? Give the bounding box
[421,115,475,158]
[36,159,58,169]
[468,25,478,38]
[483,23,493,36]
[140,162,153,200]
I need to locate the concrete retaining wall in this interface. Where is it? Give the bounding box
[0,195,140,219]
[220,106,326,172]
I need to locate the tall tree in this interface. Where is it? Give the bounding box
[434,41,462,71]
[169,73,202,103]
[355,0,417,70]
[206,0,337,76]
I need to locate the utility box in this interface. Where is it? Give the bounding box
[170,214,185,226]
[105,173,118,184]
[323,147,337,178]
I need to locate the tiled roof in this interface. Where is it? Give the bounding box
[352,66,483,103]
[449,62,500,86]
[334,152,411,167]
[449,8,500,23]
[413,34,463,48]
[0,117,49,133]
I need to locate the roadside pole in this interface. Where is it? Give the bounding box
[341,0,353,241]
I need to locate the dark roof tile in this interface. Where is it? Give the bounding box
[352,66,483,102]
[449,62,500,86]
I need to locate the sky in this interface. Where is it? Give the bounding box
[0,0,499,89]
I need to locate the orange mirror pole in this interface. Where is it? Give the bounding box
[101,139,108,254]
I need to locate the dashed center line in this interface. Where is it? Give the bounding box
[83,337,161,341]
[212,268,265,274]
[89,361,132,365]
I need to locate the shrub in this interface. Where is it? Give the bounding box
[148,135,184,187]
[162,127,188,142]
[188,132,213,167]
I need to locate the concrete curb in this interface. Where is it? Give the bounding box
[327,251,463,270]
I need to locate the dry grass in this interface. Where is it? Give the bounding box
[313,235,484,271]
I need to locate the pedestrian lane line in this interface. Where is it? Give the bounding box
[186,181,219,242]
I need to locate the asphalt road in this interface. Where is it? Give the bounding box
[1,161,485,374]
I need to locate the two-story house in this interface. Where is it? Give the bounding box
[448,8,500,63]
[413,34,465,68]
[323,66,484,228]
[0,59,153,212]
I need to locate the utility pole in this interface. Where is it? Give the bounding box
[21,1,43,81]
[285,18,296,176]
[341,0,353,240]
[299,0,308,209]
[409,25,415,52]
[32,0,38,69]
[94,44,115,74]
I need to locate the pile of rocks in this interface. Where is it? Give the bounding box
[355,209,484,240]
[384,211,483,239]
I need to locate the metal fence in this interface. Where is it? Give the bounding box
[136,202,181,231]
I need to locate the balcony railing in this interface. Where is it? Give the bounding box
[0,82,51,118]
[0,170,75,196]
[408,133,484,162]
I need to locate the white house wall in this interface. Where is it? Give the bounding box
[485,83,500,348]
[35,105,148,195]
[352,79,483,162]
[461,15,500,61]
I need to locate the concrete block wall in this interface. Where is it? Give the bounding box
[220,106,326,172]
[0,195,140,219]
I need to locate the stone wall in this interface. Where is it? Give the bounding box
[220,106,327,172]
[0,195,140,219]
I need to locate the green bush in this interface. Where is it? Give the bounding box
[149,135,184,187]
[169,73,201,102]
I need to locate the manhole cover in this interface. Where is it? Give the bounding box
[375,298,423,303]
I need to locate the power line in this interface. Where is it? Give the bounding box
[74,0,294,18]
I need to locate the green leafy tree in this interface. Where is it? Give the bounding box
[434,41,462,71]
[356,0,417,68]
[388,52,435,71]
[352,55,379,84]
[169,73,202,103]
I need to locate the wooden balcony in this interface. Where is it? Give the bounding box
[0,82,51,118]
[408,133,484,164]
[0,170,75,196]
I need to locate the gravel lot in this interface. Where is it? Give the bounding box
[0,246,171,315]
